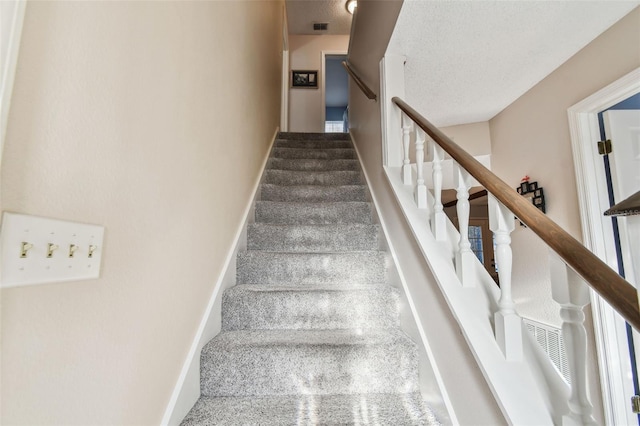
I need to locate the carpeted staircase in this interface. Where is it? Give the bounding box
[181,133,440,425]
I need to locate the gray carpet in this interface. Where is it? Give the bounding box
[181,132,441,425]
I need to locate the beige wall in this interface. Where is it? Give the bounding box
[489,7,640,423]
[491,6,639,335]
[288,35,349,132]
[0,1,283,424]
[440,121,492,157]
[348,0,505,424]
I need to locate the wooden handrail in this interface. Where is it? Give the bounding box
[392,96,640,330]
[342,61,377,101]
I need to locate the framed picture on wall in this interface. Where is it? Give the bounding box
[291,70,318,88]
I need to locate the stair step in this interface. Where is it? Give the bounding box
[277,132,351,140]
[247,223,379,252]
[185,132,439,424]
[181,393,441,425]
[275,139,353,149]
[237,251,387,285]
[255,201,372,224]
[271,147,357,160]
[268,158,360,171]
[264,170,364,186]
[260,184,368,202]
[200,329,419,397]
[222,284,399,330]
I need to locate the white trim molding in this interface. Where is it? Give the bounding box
[0,0,27,170]
[567,67,640,426]
[379,54,406,168]
[280,4,289,132]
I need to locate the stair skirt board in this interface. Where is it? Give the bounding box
[180,132,442,425]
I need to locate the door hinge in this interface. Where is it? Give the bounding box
[632,395,640,414]
[597,139,612,155]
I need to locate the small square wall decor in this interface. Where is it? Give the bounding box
[292,70,318,88]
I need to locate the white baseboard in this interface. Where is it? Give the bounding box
[161,127,279,426]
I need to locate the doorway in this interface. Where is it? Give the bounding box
[322,52,348,133]
[599,97,640,425]
[568,67,640,426]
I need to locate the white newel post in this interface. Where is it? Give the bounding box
[430,142,446,241]
[488,195,522,361]
[549,252,597,426]
[454,164,475,287]
[415,128,428,209]
[402,113,412,185]
[379,55,406,168]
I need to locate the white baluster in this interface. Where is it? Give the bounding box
[430,142,446,240]
[549,252,597,426]
[488,194,522,361]
[415,128,427,209]
[402,114,412,185]
[454,164,475,287]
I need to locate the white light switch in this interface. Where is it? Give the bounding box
[0,212,105,288]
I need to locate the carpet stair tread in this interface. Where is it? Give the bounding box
[260,184,369,202]
[264,169,364,186]
[237,251,387,285]
[181,393,440,426]
[255,201,372,224]
[222,284,399,330]
[272,147,357,159]
[247,223,380,252]
[268,158,360,171]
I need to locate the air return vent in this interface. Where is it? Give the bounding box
[523,317,570,384]
[313,23,328,31]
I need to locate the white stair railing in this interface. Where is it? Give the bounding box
[453,164,474,287]
[550,253,597,426]
[429,137,446,241]
[388,97,640,425]
[415,128,428,210]
[488,194,523,362]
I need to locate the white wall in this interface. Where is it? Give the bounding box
[288,35,349,132]
[348,1,505,424]
[0,1,283,424]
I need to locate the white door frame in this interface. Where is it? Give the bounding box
[568,67,640,426]
[320,50,347,130]
[0,0,27,176]
[280,4,289,132]
[281,50,289,132]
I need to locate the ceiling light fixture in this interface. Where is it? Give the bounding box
[346,0,357,15]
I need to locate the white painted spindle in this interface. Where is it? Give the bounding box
[402,114,412,185]
[549,252,597,426]
[430,142,446,240]
[454,164,475,287]
[488,194,522,361]
[415,128,427,209]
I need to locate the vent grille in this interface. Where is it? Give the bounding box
[523,317,570,384]
[313,23,328,31]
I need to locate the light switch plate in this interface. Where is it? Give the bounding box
[0,212,105,288]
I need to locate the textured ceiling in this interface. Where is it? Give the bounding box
[286,0,354,35]
[387,1,640,127]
